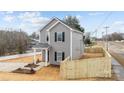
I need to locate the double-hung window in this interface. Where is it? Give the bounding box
[55,52,65,62]
[55,32,65,42]
[57,32,62,41]
[57,52,62,62]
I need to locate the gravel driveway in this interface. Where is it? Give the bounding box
[0,62,28,72]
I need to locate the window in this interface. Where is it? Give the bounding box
[55,32,65,42]
[57,52,62,62]
[54,51,65,62]
[46,35,49,42]
[57,32,62,41]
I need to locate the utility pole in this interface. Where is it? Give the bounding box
[95,29,97,44]
[104,26,109,51]
[102,32,104,47]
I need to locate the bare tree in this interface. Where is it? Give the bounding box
[103,32,123,41]
[0,30,29,56]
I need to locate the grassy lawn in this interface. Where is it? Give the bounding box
[0,54,42,63]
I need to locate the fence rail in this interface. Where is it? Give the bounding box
[60,47,111,79]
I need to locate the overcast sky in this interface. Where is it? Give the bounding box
[0,11,124,37]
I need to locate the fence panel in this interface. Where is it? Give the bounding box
[60,47,111,79]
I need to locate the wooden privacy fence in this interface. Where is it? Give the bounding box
[60,47,111,79]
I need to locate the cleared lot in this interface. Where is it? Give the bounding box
[0,47,116,81]
[0,65,60,81]
[0,65,116,81]
[0,54,42,63]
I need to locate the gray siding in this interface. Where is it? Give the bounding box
[49,22,71,65]
[39,19,58,43]
[39,18,84,65]
[72,31,84,59]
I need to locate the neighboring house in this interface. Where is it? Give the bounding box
[33,17,84,65]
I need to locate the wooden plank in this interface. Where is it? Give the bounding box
[60,47,111,79]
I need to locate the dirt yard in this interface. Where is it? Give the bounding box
[0,65,61,81]
[80,53,104,59]
[0,54,42,63]
[0,64,116,81]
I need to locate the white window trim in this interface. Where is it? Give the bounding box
[56,51,63,62]
[57,32,63,42]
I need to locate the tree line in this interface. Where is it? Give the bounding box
[103,32,124,41]
[0,30,29,56]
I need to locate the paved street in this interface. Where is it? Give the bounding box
[112,58,124,80]
[109,42,124,56]
[108,42,124,66]
[108,42,124,80]
[98,41,124,80]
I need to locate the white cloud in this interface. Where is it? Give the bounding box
[112,21,124,26]
[76,15,82,19]
[3,15,14,22]
[18,12,49,25]
[108,21,124,34]
[18,12,40,19]
[18,12,50,34]
[6,11,14,14]
[88,12,104,16]
[30,17,49,24]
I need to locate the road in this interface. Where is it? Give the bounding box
[108,42,124,66]
[107,41,124,80]
[98,41,124,80]
[109,42,124,56]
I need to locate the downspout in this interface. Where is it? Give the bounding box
[70,31,72,60]
[82,33,85,53]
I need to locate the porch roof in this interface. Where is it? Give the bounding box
[32,43,51,49]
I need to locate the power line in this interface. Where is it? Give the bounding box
[91,12,113,35]
[96,12,112,30]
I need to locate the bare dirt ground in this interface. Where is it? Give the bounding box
[0,65,61,81]
[0,45,117,81]
[80,53,103,59]
[0,54,42,63]
[0,64,116,81]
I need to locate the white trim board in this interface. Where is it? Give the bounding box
[46,21,59,31]
[45,18,83,35]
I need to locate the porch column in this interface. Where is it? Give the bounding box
[45,49,48,66]
[41,49,42,62]
[33,48,36,64]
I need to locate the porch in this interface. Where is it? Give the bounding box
[32,43,51,66]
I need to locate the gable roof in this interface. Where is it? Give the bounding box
[40,17,83,34]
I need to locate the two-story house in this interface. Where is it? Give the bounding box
[33,17,84,65]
